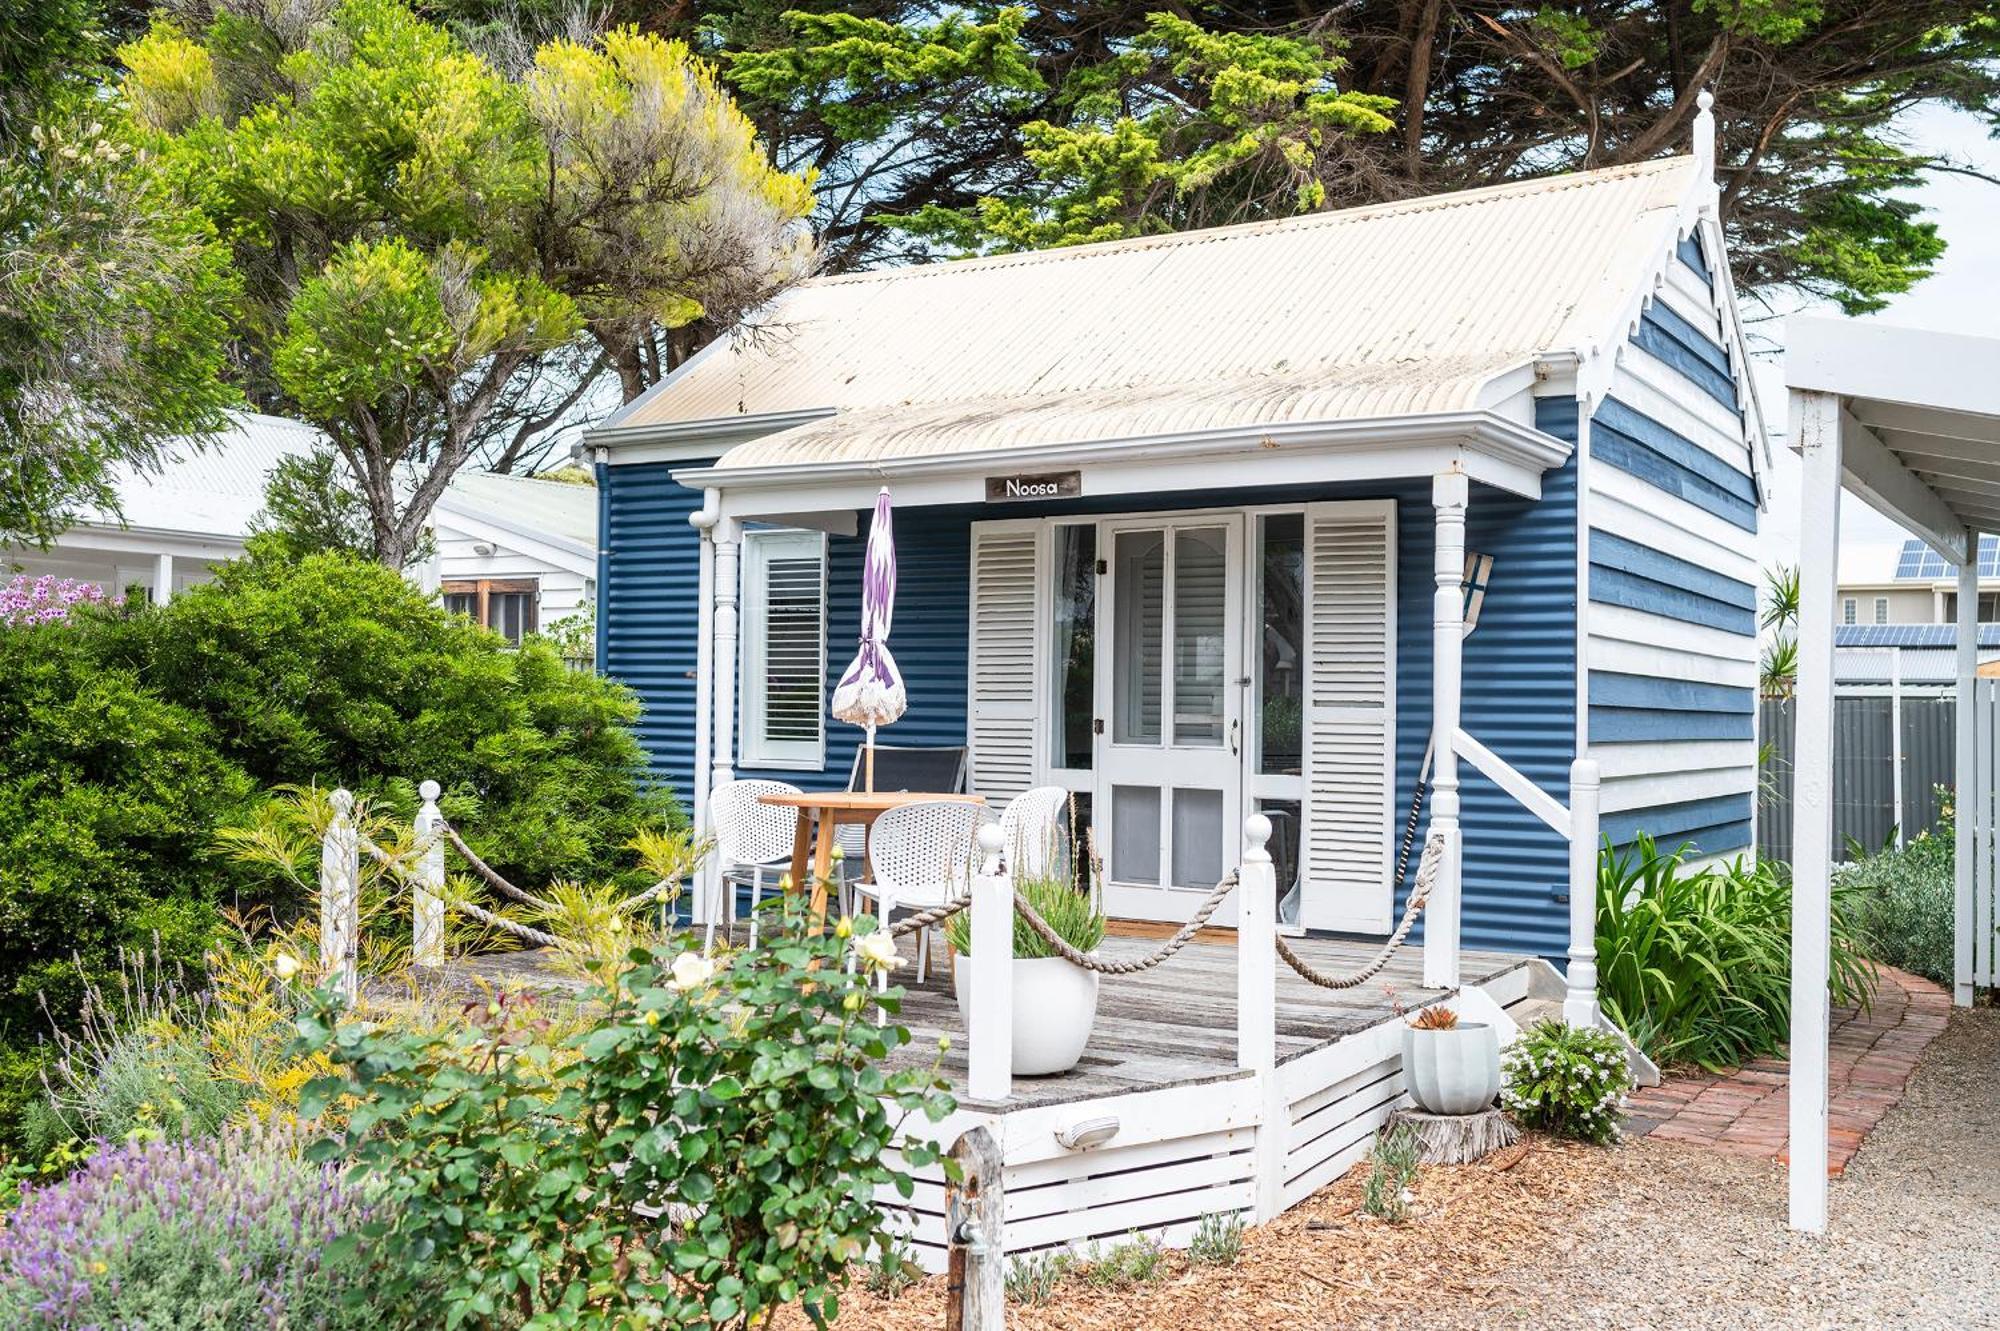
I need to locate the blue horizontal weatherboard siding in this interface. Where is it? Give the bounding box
[1588,529,1757,635]
[1590,396,1757,532]
[1603,793,1753,857]
[1587,671,1756,744]
[1633,302,1737,411]
[1677,234,1712,283]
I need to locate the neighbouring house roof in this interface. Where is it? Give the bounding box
[1891,534,2000,581]
[599,154,1740,473]
[433,469,598,557]
[1834,625,2000,650]
[81,411,321,541]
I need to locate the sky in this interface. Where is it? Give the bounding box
[1755,102,2000,574]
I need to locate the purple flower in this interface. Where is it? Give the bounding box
[0,575,118,628]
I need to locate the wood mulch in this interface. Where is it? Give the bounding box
[774,1136,1611,1331]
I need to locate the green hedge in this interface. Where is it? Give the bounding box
[0,546,676,1142]
[1841,825,1954,987]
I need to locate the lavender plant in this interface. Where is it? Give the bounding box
[0,1127,384,1330]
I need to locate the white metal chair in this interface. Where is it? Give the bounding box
[852,799,983,985]
[998,786,1072,880]
[706,779,801,950]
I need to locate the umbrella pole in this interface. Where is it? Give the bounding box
[865,724,877,792]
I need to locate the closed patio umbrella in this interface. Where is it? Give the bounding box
[832,487,906,790]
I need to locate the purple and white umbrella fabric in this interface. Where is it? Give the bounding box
[831,487,906,789]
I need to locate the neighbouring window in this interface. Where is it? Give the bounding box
[1874,597,1889,625]
[741,528,827,767]
[1051,524,1096,770]
[444,578,540,646]
[1842,598,1857,626]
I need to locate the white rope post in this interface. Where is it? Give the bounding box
[966,822,1012,1103]
[320,788,360,1004]
[1564,757,1601,1027]
[1426,470,1469,990]
[1237,813,1283,1221]
[413,779,446,970]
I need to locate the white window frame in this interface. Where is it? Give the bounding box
[1843,597,1857,626]
[739,528,828,769]
[1874,596,1889,625]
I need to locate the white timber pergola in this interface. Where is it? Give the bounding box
[1785,315,2000,1232]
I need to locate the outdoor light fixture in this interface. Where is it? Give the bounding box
[1053,1117,1119,1152]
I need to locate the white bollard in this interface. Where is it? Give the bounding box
[1564,758,1602,1028]
[413,779,446,970]
[320,788,360,1003]
[1236,814,1283,1220]
[965,822,1013,1103]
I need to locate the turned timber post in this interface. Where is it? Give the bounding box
[413,779,446,970]
[320,788,360,1003]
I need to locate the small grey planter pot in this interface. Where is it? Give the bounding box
[1401,1022,1501,1116]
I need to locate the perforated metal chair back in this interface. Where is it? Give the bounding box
[867,799,983,909]
[708,779,801,869]
[999,786,1072,879]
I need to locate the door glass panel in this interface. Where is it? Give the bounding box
[1171,527,1227,747]
[1052,524,1097,769]
[1110,784,1162,886]
[1112,530,1164,744]
[1169,787,1224,889]
[1258,798,1303,923]
[1258,514,1304,775]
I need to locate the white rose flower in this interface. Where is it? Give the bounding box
[853,931,903,974]
[272,952,302,981]
[668,951,717,992]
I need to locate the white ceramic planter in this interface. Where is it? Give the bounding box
[954,955,1100,1076]
[1401,1022,1501,1115]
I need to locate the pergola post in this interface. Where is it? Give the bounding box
[1787,388,1842,1234]
[1956,554,1979,1007]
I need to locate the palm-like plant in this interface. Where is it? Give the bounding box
[1760,563,1801,699]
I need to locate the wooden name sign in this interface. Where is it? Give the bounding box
[984,470,1081,503]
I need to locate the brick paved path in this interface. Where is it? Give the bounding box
[1624,965,1951,1175]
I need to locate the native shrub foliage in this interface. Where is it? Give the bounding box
[1842,812,1954,988]
[298,903,955,1329]
[1501,1018,1633,1146]
[0,1127,384,1331]
[1595,835,1874,1070]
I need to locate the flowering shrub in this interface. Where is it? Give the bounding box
[1500,1018,1634,1145]
[300,900,955,1329]
[0,1127,384,1330]
[0,573,117,627]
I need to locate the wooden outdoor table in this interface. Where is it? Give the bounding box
[757,790,987,922]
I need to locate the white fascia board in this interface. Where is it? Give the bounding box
[587,407,837,463]
[1831,404,1972,566]
[429,506,598,577]
[1788,316,2000,419]
[46,524,249,562]
[677,411,1570,521]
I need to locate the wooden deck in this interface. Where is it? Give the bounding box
[888,933,1528,1108]
[450,932,1529,1111]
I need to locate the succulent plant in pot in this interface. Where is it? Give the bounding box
[947,869,1107,1076]
[1397,995,1501,1115]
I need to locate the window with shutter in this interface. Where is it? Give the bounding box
[741,529,827,767]
[1299,500,1397,933]
[968,523,1043,802]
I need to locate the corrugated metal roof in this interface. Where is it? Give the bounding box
[86,411,321,539]
[436,470,599,550]
[601,156,1702,469]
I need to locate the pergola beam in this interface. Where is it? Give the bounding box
[1835,408,1973,566]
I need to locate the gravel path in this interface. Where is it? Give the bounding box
[1417,1005,2000,1331]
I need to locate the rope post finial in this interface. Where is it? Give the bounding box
[413,779,446,970]
[1243,813,1272,864]
[1693,86,1716,174]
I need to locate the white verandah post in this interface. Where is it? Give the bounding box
[1426,471,1468,990]
[1788,388,1843,1234]
[320,788,360,1004]
[690,493,719,928]
[965,823,1013,1103]
[413,779,446,970]
[1236,814,1282,1221]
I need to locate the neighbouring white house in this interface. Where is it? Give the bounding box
[3,411,320,602]
[5,411,599,646]
[1837,533,2000,626]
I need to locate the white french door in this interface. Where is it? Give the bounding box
[1094,515,1246,924]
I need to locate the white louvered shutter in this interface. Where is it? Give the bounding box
[967,523,1042,801]
[1300,500,1397,933]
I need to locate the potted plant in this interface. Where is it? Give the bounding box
[1398,1000,1501,1116]
[946,870,1106,1076]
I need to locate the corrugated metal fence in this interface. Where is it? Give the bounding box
[1758,693,1957,863]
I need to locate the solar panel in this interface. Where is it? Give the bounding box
[1891,535,1999,580]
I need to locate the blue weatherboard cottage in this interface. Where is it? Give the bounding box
[586,102,1765,1000]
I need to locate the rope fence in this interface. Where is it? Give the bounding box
[1273,832,1443,991]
